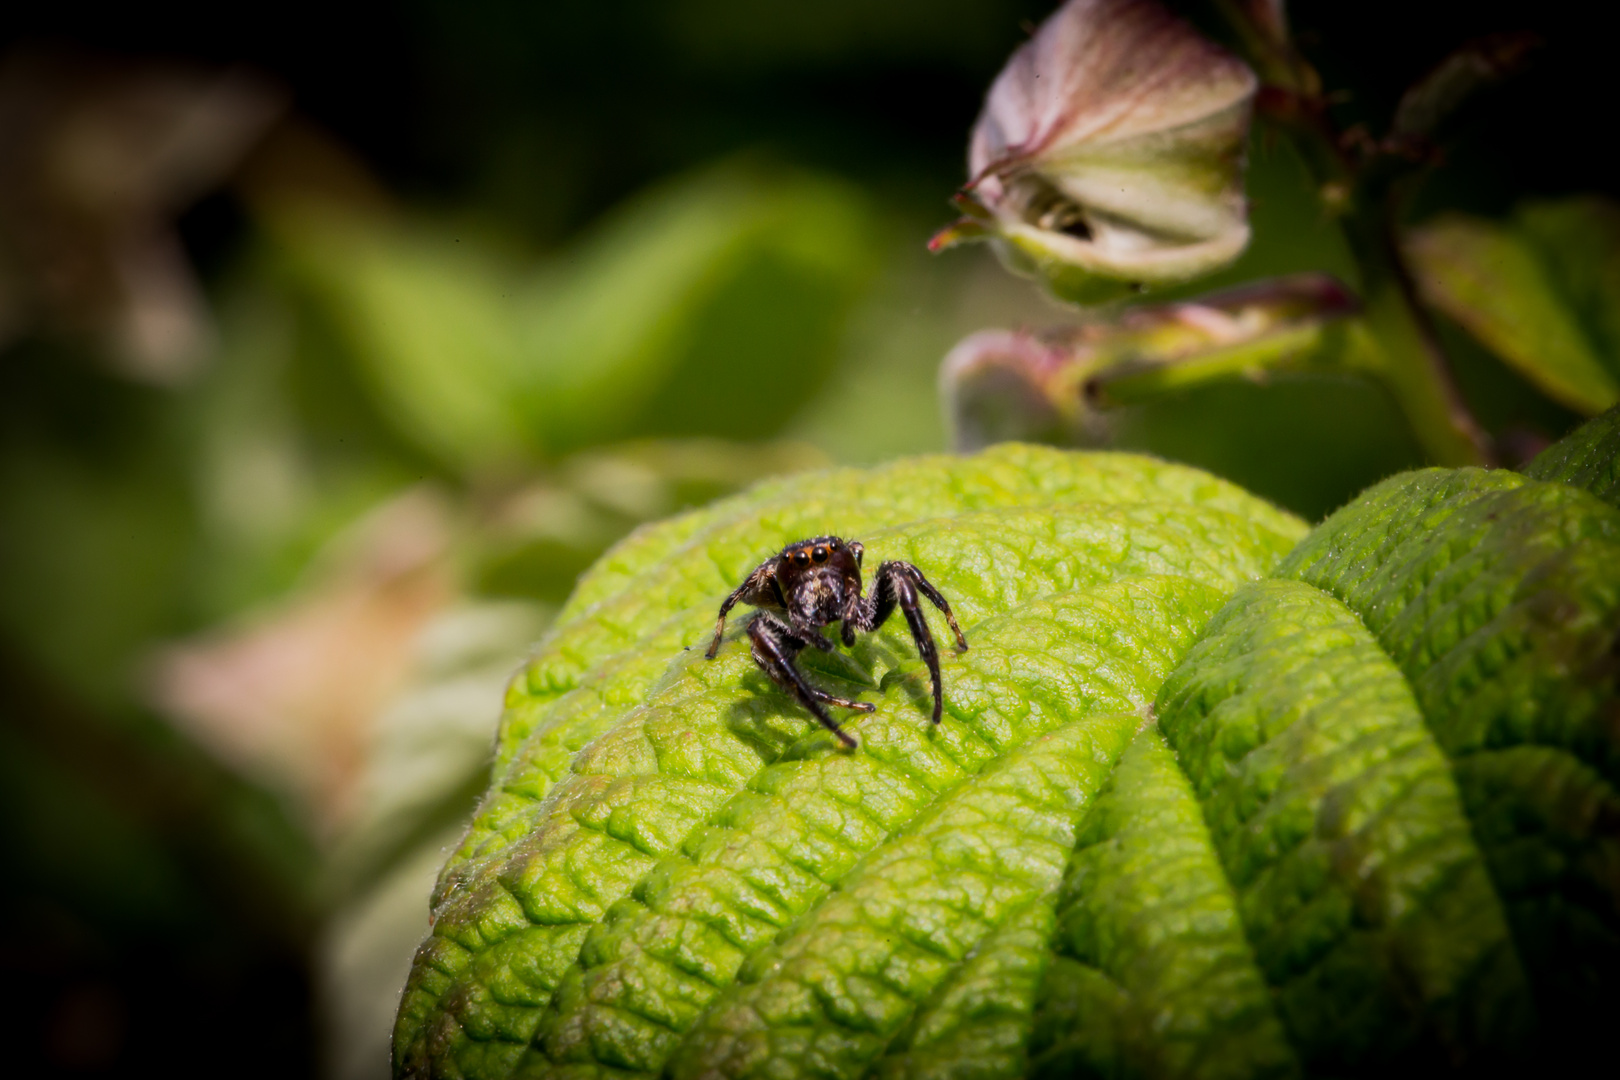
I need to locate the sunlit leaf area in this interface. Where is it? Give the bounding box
[1,2,1615,1077]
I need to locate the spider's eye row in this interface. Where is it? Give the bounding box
[812,546,828,563]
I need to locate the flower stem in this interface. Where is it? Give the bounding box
[1228,4,1497,467]
[1341,210,1494,465]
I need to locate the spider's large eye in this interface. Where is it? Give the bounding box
[792,550,811,568]
[811,545,828,563]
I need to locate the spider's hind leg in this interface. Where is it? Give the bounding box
[746,614,865,747]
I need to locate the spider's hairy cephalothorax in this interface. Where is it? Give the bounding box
[705,536,968,747]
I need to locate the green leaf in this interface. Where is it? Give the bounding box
[262,165,874,471]
[516,164,875,451]
[394,445,1302,1077]
[1523,405,1620,507]
[1516,198,1620,376]
[876,895,1054,1080]
[394,430,1620,1078]
[1406,200,1620,415]
[1033,725,1299,1080]
[267,208,534,471]
[1273,465,1620,1057]
[1155,580,1530,1070]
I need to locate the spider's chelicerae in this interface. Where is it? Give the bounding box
[705,536,968,747]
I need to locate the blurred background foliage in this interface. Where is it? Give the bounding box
[0,1,1615,1077]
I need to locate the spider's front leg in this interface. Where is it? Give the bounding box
[746,613,871,748]
[706,563,782,659]
[868,561,969,724]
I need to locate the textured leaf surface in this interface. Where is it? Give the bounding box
[1033,726,1298,1080]
[393,445,1302,1078]
[1524,404,1620,508]
[1273,466,1620,1056]
[1155,581,1530,1070]
[395,432,1620,1078]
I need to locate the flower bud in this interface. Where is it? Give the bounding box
[939,328,1110,451]
[934,0,1258,304]
[941,273,1359,449]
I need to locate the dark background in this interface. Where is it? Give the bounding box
[10,1,1614,256]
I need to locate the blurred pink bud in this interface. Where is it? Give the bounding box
[935,0,1258,304]
[940,328,1111,450]
[942,273,1359,449]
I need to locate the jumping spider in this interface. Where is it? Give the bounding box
[705,536,968,747]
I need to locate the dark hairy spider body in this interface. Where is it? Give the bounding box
[705,535,968,747]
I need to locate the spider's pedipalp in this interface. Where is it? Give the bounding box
[705,586,746,659]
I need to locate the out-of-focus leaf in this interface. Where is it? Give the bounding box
[0,415,194,705]
[1516,197,1620,372]
[328,601,551,898]
[517,164,873,450]
[153,431,829,843]
[150,490,458,835]
[1389,33,1538,143]
[319,599,548,1080]
[265,209,535,472]
[259,164,873,472]
[1406,199,1620,415]
[0,49,284,382]
[473,439,830,605]
[187,282,428,624]
[323,823,467,1080]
